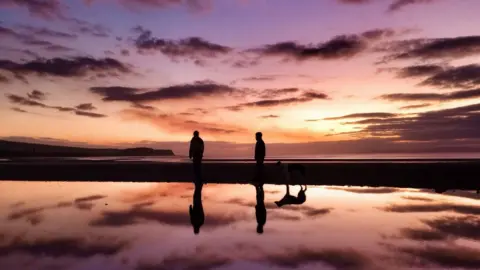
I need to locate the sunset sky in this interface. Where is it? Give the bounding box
[1,0,480,155]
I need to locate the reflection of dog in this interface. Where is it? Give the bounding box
[275,185,307,207]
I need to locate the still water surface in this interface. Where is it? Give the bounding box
[0,181,479,270]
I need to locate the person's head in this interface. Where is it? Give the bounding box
[255,132,262,141]
[193,130,199,137]
[257,225,264,234]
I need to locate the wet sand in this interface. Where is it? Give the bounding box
[0,161,479,192]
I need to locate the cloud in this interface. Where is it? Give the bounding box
[388,0,441,12]
[6,94,47,107]
[75,103,96,111]
[68,18,111,38]
[90,81,239,103]
[121,109,247,136]
[27,90,46,100]
[324,112,397,120]
[11,107,28,113]
[0,0,64,20]
[258,88,300,99]
[395,64,446,78]
[399,103,432,110]
[399,227,447,241]
[0,73,9,83]
[134,27,231,63]
[252,35,368,61]
[259,114,279,119]
[381,202,480,215]
[241,75,278,82]
[361,28,397,40]
[265,248,371,269]
[379,36,480,61]
[423,215,480,241]
[121,49,130,56]
[74,110,107,118]
[336,0,372,4]
[95,0,213,13]
[0,57,131,81]
[0,24,75,55]
[351,102,480,141]
[131,103,156,111]
[380,88,480,102]
[15,24,77,39]
[227,90,328,111]
[396,245,480,268]
[419,64,480,89]
[6,93,108,118]
[0,235,128,258]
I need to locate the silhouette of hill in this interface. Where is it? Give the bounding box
[0,140,174,157]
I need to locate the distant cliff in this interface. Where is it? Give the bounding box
[0,140,175,157]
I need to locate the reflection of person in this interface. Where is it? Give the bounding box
[189,183,204,234]
[254,132,266,180]
[189,130,204,183]
[275,184,307,207]
[255,184,266,234]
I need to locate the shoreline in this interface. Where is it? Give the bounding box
[0,161,479,192]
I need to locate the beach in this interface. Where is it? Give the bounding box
[0,160,479,192]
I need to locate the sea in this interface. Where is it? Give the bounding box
[0,181,479,270]
[2,152,480,164]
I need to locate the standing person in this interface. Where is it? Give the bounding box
[254,132,266,180]
[189,130,204,184]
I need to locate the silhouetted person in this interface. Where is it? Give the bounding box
[275,184,308,207]
[189,130,204,184]
[255,183,266,234]
[276,161,306,183]
[189,182,204,234]
[254,132,266,181]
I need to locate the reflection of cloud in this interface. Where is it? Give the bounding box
[8,207,45,220]
[423,215,480,241]
[382,202,480,215]
[399,227,447,241]
[224,197,332,218]
[121,183,193,203]
[326,186,402,194]
[265,248,371,269]
[401,195,434,202]
[74,195,106,203]
[137,250,232,270]
[90,205,245,228]
[0,236,128,258]
[6,194,107,225]
[397,245,480,269]
[75,202,94,210]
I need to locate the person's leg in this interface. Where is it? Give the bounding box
[193,159,202,183]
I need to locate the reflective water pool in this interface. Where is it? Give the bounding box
[0,181,479,270]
